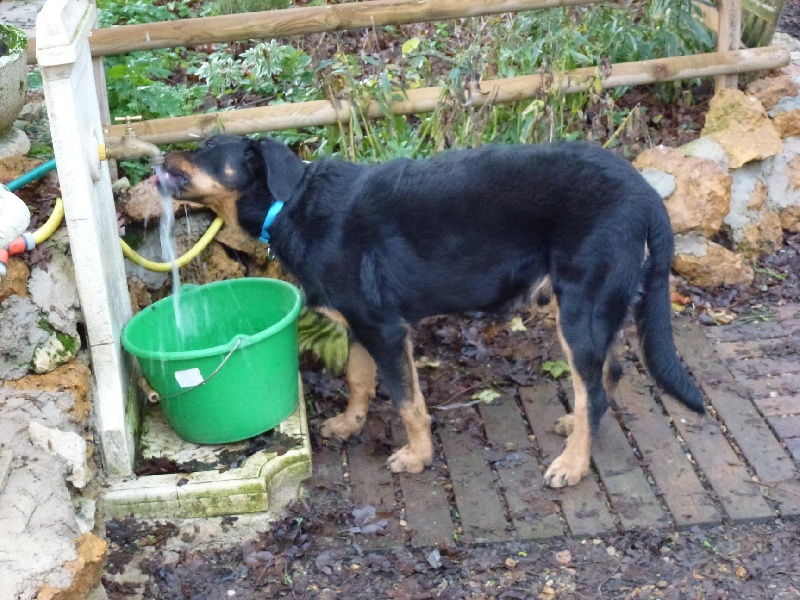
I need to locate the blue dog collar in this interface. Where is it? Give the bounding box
[259,200,285,243]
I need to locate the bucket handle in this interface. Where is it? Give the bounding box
[158,337,243,401]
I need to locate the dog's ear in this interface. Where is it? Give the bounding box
[257,138,306,200]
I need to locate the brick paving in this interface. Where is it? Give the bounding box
[312,306,800,546]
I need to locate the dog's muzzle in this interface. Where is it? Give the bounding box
[153,166,187,198]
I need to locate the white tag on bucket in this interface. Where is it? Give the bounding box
[175,368,204,389]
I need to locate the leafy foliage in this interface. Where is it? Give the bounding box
[98,0,714,166]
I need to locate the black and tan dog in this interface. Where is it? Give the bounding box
[157,135,704,487]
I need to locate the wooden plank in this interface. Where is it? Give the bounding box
[313,444,347,487]
[347,417,403,548]
[558,380,667,531]
[438,410,511,543]
[615,373,721,528]
[705,320,794,342]
[742,372,800,399]
[768,416,800,439]
[755,395,800,417]
[676,320,800,517]
[787,438,800,462]
[391,422,456,548]
[478,394,564,540]
[309,444,350,539]
[520,383,617,537]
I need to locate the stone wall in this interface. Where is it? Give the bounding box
[634,70,800,287]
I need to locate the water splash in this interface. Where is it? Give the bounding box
[158,185,183,330]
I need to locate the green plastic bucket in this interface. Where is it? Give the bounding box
[121,278,303,444]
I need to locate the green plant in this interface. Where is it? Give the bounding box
[99,0,716,170]
[204,0,291,16]
[541,360,571,380]
[0,23,27,56]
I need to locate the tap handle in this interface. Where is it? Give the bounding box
[115,115,142,133]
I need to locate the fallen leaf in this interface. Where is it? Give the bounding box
[508,316,527,332]
[471,389,501,403]
[555,549,572,565]
[416,356,441,369]
[402,37,421,55]
[736,565,748,580]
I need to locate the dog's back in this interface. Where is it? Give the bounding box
[294,142,659,321]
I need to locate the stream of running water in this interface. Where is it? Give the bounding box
[158,186,183,330]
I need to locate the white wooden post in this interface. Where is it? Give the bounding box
[37,0,137,477]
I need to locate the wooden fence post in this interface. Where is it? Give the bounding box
[716,0,743,91]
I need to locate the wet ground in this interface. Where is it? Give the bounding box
[102,232,800,599]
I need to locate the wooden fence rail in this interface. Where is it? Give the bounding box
[104,46,788,145]
[28,0,597,63]
[30,0,786,144]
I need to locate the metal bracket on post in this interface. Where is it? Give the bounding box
[37,0,137,477]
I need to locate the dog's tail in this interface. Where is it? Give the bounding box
[634,203,705,413]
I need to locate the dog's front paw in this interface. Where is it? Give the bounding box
[553,414,575,437]
[387,445,432,474]
[543,453,589,488]
[320,413,365,441]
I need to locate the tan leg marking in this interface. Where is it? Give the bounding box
[553,413,574,437]
[387,334,433,474]
[320,342,376,441]
[544,306,592,488]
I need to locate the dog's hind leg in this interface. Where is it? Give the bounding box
[350,321,433,473]
[386,333,434,473]
[555,350,623,438]
[544,297,616,488]
[320,341,377,441]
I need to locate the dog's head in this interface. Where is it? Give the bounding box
[157,135,306,237]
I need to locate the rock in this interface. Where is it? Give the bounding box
[0,154,42,182]
[725,165,783,258]
[701,89,783,168]
[181,241,246,285]
[770,96,800,138]
[122,175,204,223]
[0,185,30,247]
[9,359,93,425]
[747,180,768,211]
[762,137,800,223]
[0,256,30,301]
[215,223,271,264]
[739,211,784,258]
[127,277,152,315]
[124,211,214,291]
[745,75,799,111]
[634,146,731,236]
[0,449,11,494]
[32,332,80,374]
[28,421,89,488]
[779,205,800,231]
[110,176,130,193]
[0,295,51,380]
[639,168,676,199]
[680,137,730,171]
[35,533,107,600]
[28,252,81,337]
[673,234,754,287]
[0,388,86,600]
[0,127,30,160]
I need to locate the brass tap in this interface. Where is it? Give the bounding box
[99,116,164,166]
